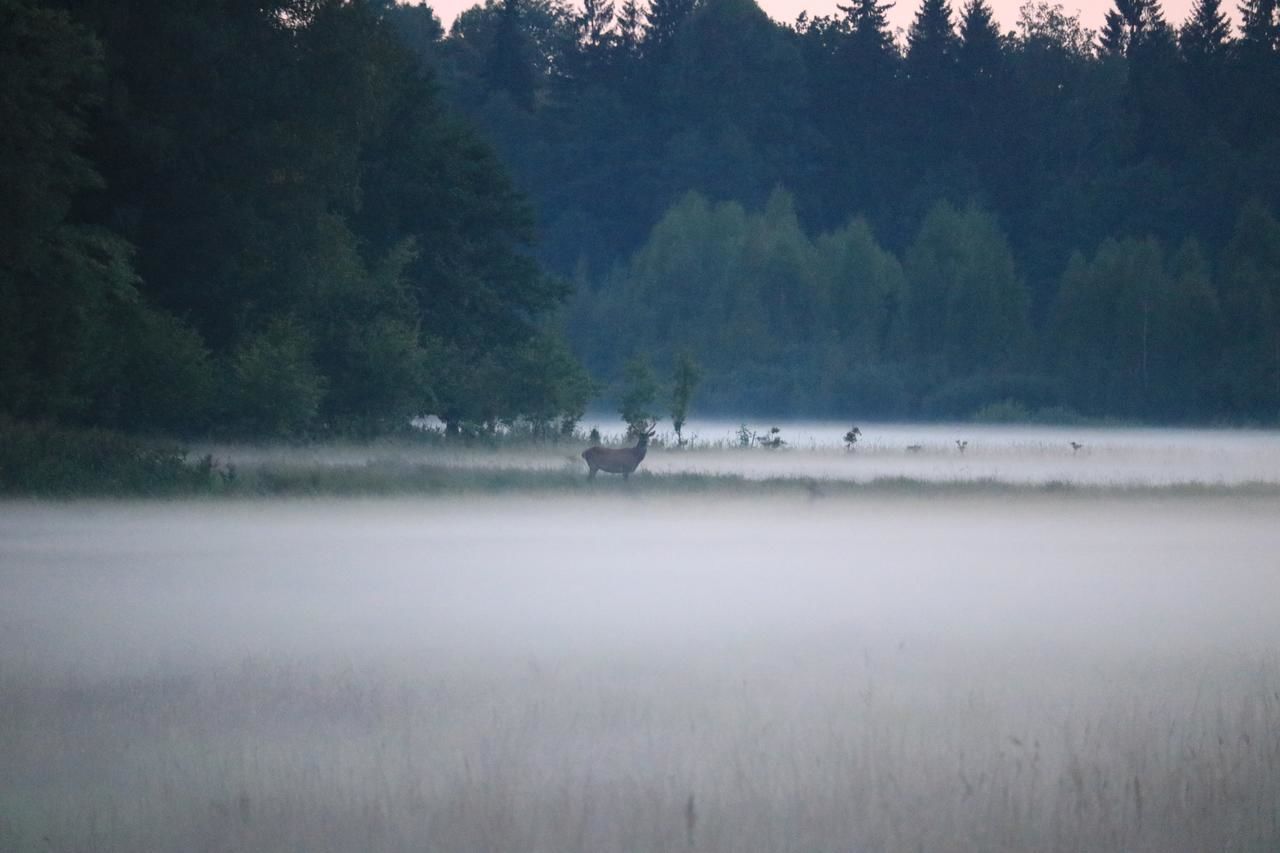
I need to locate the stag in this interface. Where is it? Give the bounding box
[582,424,655,479]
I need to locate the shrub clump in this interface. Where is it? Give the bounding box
[0,417,220,496]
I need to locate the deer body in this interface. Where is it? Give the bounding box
[582,429,653,479]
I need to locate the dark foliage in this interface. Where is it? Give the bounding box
[414,0,1280,422]
[1,0,589,440]
[0,417,218,496]
[6,0,1280,439]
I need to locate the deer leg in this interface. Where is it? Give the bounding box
[587,466,597,479]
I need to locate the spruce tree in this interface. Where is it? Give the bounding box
[831,0,901,216]
[958,0,1002,78]
[906,0,958,76]
[1142,0,1170,36]
[839,0,896,54]
[1238,0,1279,51]
[1180,0,1232,60]
[1100,9,1128,55]
[904,0,959,171]
[1179,0,1232,124]
[643,0,696,60]
[483,0,536,110]
[1230,0,1278,149]
[1099,0,1170,56]
[956,0,1007,192]
[616,0,643,57]
[572,0,616,78]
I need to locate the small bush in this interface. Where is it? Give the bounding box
[0,417,217,496]
[922,374,1063,419]
[1030,405,1088,425]
[971,401,1090,425]
[971,399,1032,423]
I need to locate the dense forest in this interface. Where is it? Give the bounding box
[401,0,1280,421]
[3,0,1280,438]
[2,0,591,439]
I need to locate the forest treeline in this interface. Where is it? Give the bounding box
[3,0,1280,440]
[1,0,592,438]
[392,0,1280,422]
[575,189,1276,419]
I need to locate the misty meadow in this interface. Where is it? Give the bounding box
[4,0,1280,850]
[4,432,1280,852]
[3,487,1279,853]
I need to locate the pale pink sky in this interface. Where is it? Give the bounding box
[423,0,1212,39]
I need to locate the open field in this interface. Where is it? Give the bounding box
[2,494,1278,852]
[197,421,1280,492]
[7,419,1279,497]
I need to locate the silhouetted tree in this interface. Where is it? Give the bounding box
[643,0,696,61]
[1180,0,1231,61]
[958,0,1003,79]
[1179,0,1232,123]
[1238,0,1279,51]
[483,0,537,108]
[669,352,701,444]
[1100,0,1169,57]
[907,0,959,76]
[619,355,661,436]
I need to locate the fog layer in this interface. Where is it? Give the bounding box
[3,496,1278,851]
[204,422,1280,487]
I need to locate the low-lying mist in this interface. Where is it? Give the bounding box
[3,494,1278,852]
[197,421,1280,489]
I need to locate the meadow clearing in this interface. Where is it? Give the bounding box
[2,426,1279,852]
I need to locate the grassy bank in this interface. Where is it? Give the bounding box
[6,418,1280,500]
[221,463,1280,500]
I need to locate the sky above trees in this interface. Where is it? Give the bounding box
[416,0,1213,37]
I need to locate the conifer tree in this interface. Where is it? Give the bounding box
[907,0,959,76]
[830,0,901,217]
[483,0,537,110]
[581,0,616,45]
[955,0,1008,191]
[1178,0,1232,124]
[1099,0,1170,56]
[1238,0,1279,50]
[1143,0,1170,36]
[904,0,959,169]
[1180,0,1232,60]
[572,0,617,78]
[616,0,643,57]
[1100,9,1128,55]
[839,0,897,54]
[958,0,1002,78]
[643,0,696,60]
